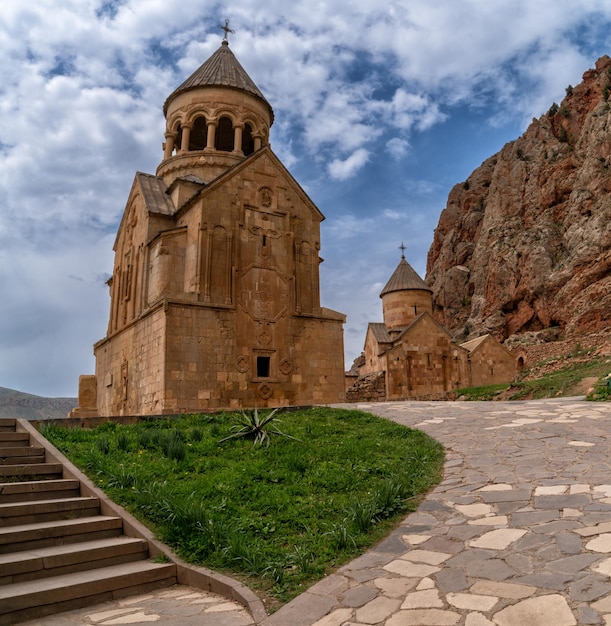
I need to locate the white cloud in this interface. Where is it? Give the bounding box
[386,137,410,159]
[383,209,404,220]
[328,148,370,180]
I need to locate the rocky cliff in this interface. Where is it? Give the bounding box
[426,56,611,343]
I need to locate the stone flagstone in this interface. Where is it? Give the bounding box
[492,594,577,626]
[311,608,353,626]
[355,596,401,624]
[469,580,536,599]
[383,559,440,577]
[387,609,461,625]
[586,533,611,553]
[469,528,527,550]
[401,549,452,565]
[446,592,498,611]
[401,589,444,609]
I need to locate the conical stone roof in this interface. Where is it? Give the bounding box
[380,257,432,297]
[163,40,273,121]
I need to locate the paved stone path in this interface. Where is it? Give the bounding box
[24,398,611,625]
[20,586,256,625]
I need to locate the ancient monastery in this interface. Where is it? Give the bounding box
[346,254,517,402]
[72,38,346,417]
[70,36,518,418]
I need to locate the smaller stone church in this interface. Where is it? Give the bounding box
[346,254,516,402]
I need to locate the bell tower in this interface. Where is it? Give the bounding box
[380,250,433,331]
[156,38,274,187]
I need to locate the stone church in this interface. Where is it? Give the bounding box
[73,38,346,417]
[346,254,516,401]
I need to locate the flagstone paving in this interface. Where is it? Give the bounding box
[21,398,611,625]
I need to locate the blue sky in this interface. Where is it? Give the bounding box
[1,1,611,397]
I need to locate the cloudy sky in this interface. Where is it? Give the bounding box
[1,1,611,398]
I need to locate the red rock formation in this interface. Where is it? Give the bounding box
[426,56,611,342]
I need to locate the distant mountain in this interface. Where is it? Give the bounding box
[0,386,76,421]
[426,56,611,342]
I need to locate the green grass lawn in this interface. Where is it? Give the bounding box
[42,407,444,609]
[511,357,610,399]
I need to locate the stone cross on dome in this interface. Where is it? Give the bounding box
[218,19,235,42]
[399,242,406,259]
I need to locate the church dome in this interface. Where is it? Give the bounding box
[380,257,433,296]
[157,40,274,185]
[163,40,274,122]
[381,255,433,330]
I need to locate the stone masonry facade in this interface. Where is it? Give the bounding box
[74,40,346,417]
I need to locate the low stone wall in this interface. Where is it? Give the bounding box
[346,371,386,402]
[346,371,461,404]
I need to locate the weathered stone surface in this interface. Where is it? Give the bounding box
[383,560,440,578]
[340,586,378,608]
[446,592,498,611]
[546,553,601,574]
[479,490,532,504]
[310,608,353,626]
[420,537,465,554]
[535,495,591,510]
[426,57,611,341]
[569,574,611,602]
[556,532,584,554]
[464,559,516,581]
[401,550,452,566]
[355,597,401,624]
[469,528,526,550]
[592,593,611,612]
[400,589,444,610]
[435,568,470,593]
[515,572,574,590]
[469,580,536,599]
[386,609,460,625]
[374,577,419,597]
[492,594,577,626]
[574,605,603,625]
[261,593,336,626]
[587,534,611,553]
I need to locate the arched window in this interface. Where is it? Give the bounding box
[242,122,255,155]
[189,116,207,151]
[215,116,234,151]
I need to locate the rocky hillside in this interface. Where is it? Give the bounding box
[426,56,611,343]
[0,386,76,420]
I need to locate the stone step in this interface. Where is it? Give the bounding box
[0,447,45,465]
[0,420,16,433]
[0,433,30,447]
[0,536,149,585]
[0,560,177,625]
[0,463,63,480]
[0,479,80,503]
[0,496,100,527]
[0,515,123,554]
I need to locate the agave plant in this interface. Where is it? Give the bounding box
[219,408,297,447]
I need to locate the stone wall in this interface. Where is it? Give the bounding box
[468,340,517,387]
[346,371,386,402]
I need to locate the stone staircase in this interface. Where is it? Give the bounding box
[0,418,177,625]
